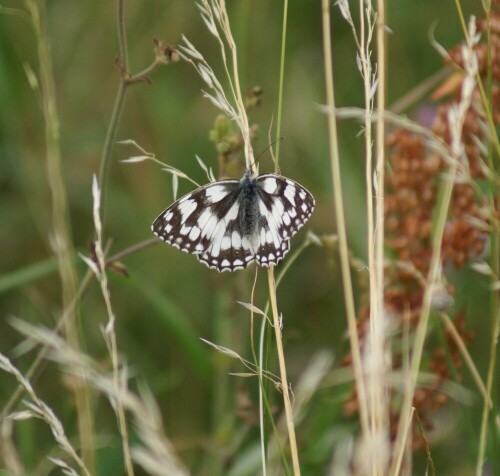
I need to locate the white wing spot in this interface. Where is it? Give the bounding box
[165,224,173,233]
[203,214,219,239]
[205,185,228,203]
[221,236,231,250]
[261,177,278,194]
[232,231,241,248]
[271,199,284,227]
[301,203,308,212]
[242,237,253,252]
[197,209,212,230]
[284,185,296,206]
[225,201,239,222]
[234,259,243,266]
[180,225,191,235]
[259,200,268,217]
[209,224,226,258]
[189,226,201,241]
[178,199,197,223]
[164,211,173,222]
[221,259,230,267]
[282,213,291,226]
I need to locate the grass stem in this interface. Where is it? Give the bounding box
[274,0,289,168]
[267,267,301,475]
[25,0,94,470]
[321,0,369,436]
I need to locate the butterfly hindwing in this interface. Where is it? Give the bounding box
[256,174,315,240]
[152,180,240,255]
[197,219,255,271]
[152,171,315,272]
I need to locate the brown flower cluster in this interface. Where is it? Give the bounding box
[343,4,499,449]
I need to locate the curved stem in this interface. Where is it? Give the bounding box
[98,80,127,220]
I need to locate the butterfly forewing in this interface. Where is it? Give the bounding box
[256,175,315,239]
[152,172,315,272]
[152,180,240,254]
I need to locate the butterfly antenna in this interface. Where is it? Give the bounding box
[249,136,285,172]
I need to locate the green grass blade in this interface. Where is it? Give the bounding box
[129,274,212,378]
[0,257,58,294]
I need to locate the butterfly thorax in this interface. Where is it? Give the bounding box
[238,173,261,236]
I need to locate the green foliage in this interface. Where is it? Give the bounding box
[0,1,495,475]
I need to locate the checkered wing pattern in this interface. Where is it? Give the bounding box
[152,172,315,272]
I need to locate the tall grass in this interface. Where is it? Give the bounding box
[0,0,498,475]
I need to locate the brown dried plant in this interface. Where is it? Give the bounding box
[343,5,499,453]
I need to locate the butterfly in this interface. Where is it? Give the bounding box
[152,169,315,272]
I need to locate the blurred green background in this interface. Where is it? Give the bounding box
[0,1,493,475]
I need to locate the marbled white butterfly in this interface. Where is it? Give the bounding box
[152,169,315,272]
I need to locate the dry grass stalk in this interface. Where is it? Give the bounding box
[10,319,190,476]
[322,0,369,443]
[23,0,95,469]
[389,17,480,473]
[0,352,90,476]
[180,1,302,473]
[81,176,134,476]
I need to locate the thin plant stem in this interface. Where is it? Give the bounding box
[1,237,148,419]
[373,0,388,473]
[25,0,94,470]
[392,407,415,476]
[107,237,158,263]
[453,0,500,159]
[99,0,129,211]
[321,0,369,435]
[357,0,381,466]
[1,270,94,421]
[389,34,477,466]
[389,66,452,114]
[99,80,127,218]
[389,170,458,474]
[99,0,168,219]
[267,268,301,476]
[258,1,289,471]
[92,178,134,476]
[439,312,500,426]
[257,237,315,474]
[476,4,500,473]
[274,0,289,168]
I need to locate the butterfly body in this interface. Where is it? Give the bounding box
[152,170,315,272]
[238,170,263,236]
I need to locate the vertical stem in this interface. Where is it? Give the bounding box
[267,268,301,476]
[25,0,95,471]
[321,0,369,434]
[476,6,499,474]
[98,81,127,219]
[389,156,459,476]
[274,0,289,168]
[373,0,388,474]
[93,178,134,476]
[98,0,129,220]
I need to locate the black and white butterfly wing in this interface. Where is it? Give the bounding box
[152,172,315,272]
[152,180,253,272]
[253,174,315,265]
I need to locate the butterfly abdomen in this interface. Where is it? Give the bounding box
[238,176,261,236]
